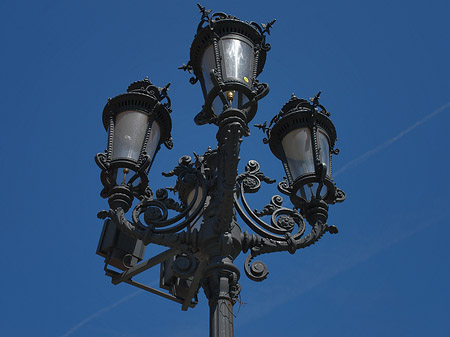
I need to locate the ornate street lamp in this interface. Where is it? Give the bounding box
[95,78,173,212]
[94,5,346,337]
[258,92,346,224]
[181,5,273,125]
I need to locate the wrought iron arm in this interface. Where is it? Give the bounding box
[136,159,208,234]
[97,155,208,250]
[241,219,328,282]
[234,160,305,240]
[234,160,338,282]
[98,206,198,249]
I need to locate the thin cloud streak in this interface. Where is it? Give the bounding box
[59,291,140,337]
[334,102,450,177]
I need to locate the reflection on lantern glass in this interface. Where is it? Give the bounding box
[187,187,206,231]
[201,44,216,96]
[297,183,328,201]
[282,128,315,180]
[200,39,253,114]
[221,38,253,82]
[114,168,141,187]
[145,122,161,161]
[318,129,331,177]
[112,111,150,161]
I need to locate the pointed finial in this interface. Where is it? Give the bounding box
[254,121,268,133]
[197,3,212,20]
[161,82,171,96]
[178,62,193,74]
[310,91,322,105]
[261,19,276,35]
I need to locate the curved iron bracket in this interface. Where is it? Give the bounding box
[234,160,338,282]
[97,155,208,245]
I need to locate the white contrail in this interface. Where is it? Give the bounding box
[334,102,450,177]
[59,290,140,337]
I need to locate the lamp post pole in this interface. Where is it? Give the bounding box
[200,108,247,337]
[95,5,346,337]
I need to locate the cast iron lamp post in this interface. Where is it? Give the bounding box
[95,5,345,337]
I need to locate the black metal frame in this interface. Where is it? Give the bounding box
[96,105,343,332]
[257,92,346,211]
[95,78,173,211]
[180,4,273,125]
[95,5,346,337]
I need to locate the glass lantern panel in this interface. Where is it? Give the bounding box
[200,39,253,115]
[201,44,225,114]
[297,183,328,202]
[210,89,250,114]
[201,44,216,98]
[239,92,249,107]
[221,38,253,83]
[318,129,331,177]
[112,111,149,161]
[211,96,224,115]
[223,90,250,110]
[282,128,315,180]
[114,168,141,187]
[145,121,161,161]
[187,187,205,231]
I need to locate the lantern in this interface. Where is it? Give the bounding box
[187,10,272,124]
[267,93,343,208]
[95,78,172,211]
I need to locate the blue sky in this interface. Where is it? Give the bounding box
[1,0,450,336]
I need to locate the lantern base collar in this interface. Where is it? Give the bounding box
[108,185,134,213]
[194,74,269,126]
